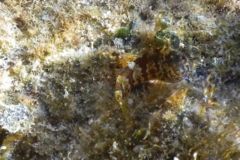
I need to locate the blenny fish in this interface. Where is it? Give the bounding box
[113,31,184,111]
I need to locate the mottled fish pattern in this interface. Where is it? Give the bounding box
[114,47,183,106]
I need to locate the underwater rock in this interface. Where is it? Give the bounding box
[0,0,239,159]
[0,103,34,133]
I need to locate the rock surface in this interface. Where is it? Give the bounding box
[0,0,239,159]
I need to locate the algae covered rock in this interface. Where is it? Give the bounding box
[0,0,239,159]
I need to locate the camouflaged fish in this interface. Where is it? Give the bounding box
[114,31,183,107]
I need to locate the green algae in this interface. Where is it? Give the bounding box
[115,27,131,39]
